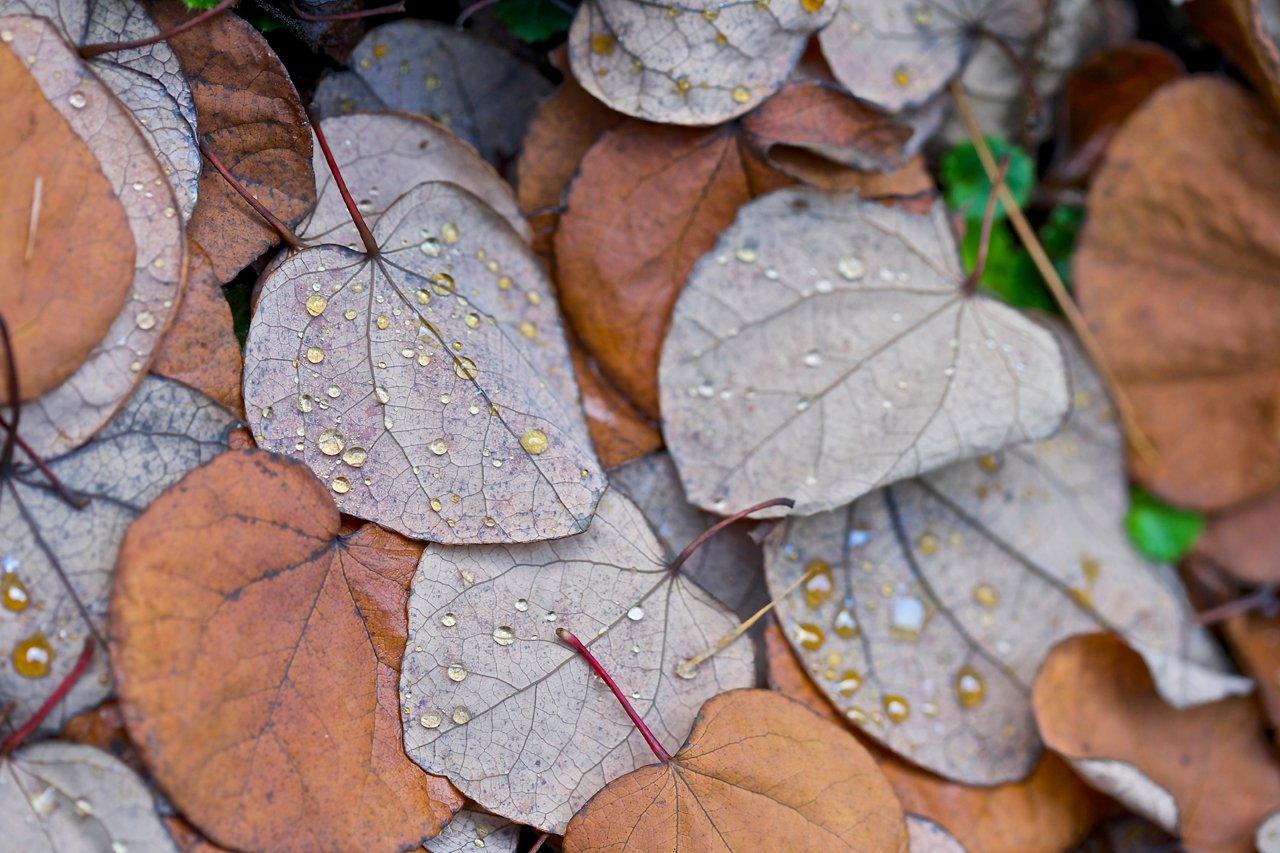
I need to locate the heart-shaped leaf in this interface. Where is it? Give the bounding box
[660,187,1069,517]
[399,489,755,832]
[243,180,604,543]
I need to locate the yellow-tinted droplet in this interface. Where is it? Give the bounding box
[893,66,912,87]
[374,315,390,330]
[452,706,471,724]
[731,84,750,104]
[794,622,824,650]
[305,295,328,316]
[917,532,939,556]
[464,312,481,329]
[715,32,727,45]
[973,583,999,608]
[979,453,1002,473]
[429,438,449,455]
[306,347,324,364]
[454,356,478,380]
[430,498,443,512]
[735,245,757,263]
[801,0,825,11]
[318,429,345,456]
[135,310,157,330]
[441,612,458,627]
[373,42,388,57]
[447,663,467,682]
[2,572,29,612]
[1081,555,1101,583]
[883,695,910,723]
[297,394,314,413]
[913,7,933,26]
[667,4,681,16]
[331,476,351,494]
[432,272,456,295]
[416,288,431,304]
[802,559,833,608]
[590,33,616,54]
[954,666,985,708]
[441,223,460,244]
[846,707,867,725]
[703,5,719,19]
[492,626,515,646]
[832,606,859,639]
[520,428,549,455]
[342,447,368,468]
[420,710,442,728]
[674,76,692,94]
[14,632,53,678]
[836,670,862,697]
[517,320,537,339]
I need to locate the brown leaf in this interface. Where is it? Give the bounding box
[819,0,1043,113]
[1074,78,1280,510]
[61,699,146,779]
[111,450,464,852]
[400,489,755,833]
[661,189,1069,518]
[0,742,176,852]
[150,0,316,284]
[312,20,552,169]
[763,621,1104,853]
[1224,613,1280,738]
[0,26,135,400]
[2,376,233,736]
[569,336,662,469]
[151,246,243,414]
[1034,634,1280,852]
[762,324,1217,783]
[243,181,604,544]
[4,15,189,457]
[1186,0,1280,120]
[1195,487,1280,583]
[563,689,908,851]
[164,815,233,853]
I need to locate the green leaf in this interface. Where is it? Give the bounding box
[180,0,222,8]
[494,0,574,42]
[1125,486,1205,563]
[1039,205,1084,288]
[940,136,1036,222]
[960,223,1055,312]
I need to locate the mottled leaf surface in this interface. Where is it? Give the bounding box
[427,809,519,853]
[568,0,836,125]
[1,377,232,737]
[660,188,1069,518]
[244,181,604,544]
[400,490,755,833]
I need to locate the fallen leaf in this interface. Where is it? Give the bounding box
[164,815,232,853]
[1034,634,1280,852]
[569,336,663,469]
[562,688,908,851]
[4,15,188,457]
[312,20,552,168]
[1224,613,1280,738]
[0,741,176,852]
[1125,486,1205,563]
[0,25,135,400]
[61,699,145,778]
[243,180,605,544]
[150,246,243,414]
[111,450,464,853]
[1074,77,1280,510]
[908,817,967,853]
[427,809,520,853]
[661,188,1069,518]
[2,376,233,737]
[1195,487,1280,583]
[763,621,1105,852]
[1,0,201,221]
[1186,0,1280,120]
[762,323,1217,784]
[150,0,316,284]
[819,0,1044,113]
[567,0,836,125]
[400,489,755,833]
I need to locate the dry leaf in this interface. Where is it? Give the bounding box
[567,0,836,125]
[569,336,662,469]
[1195,488,1280,583]
[1224,613,1280,737]
[4,15,188,457]
[400,489,755,833]
[1186,0,1280,119]
[61,699,145,778]
[150,246,243,414]
[111,450,464,853]
[1034,634,1280,852]
[151,0,315,284]
[0,742,175,852]
[312,20,552,168]
[763,621,1104,853]
[427,809,520,853]
[562,688,908,851]
[0,25,134,400]
[243,180,604,544]
[164,815,233,853]
[908,816,967,853]
[1074,77,1280,510]
[819,0,1043,113]
[1,0,200,221]
[660,188,1069,518]
[1,376,233,737]
[762,324,1217,784]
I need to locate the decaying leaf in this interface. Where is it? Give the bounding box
[400,489,755,833]
[1224,613,1280,738]
[567,0,836,125]
[1,376,232,736]
[427,809,520,853]
[1186,0,1280,120]
[0,24,134,400]
[312,20,552,168]
[4,15,187,457]
[818,0,1044,113]
[243,180,605,544]
[562,689,908,851]
[1074,77,1280,510]
[151,0,315,284]
[1196,488,1280,583]
[60,698,145,778]
[660,188,1069,518]
[111,450,464,853]
[0,742,175,852]
[569,337,663,470]
[1,0,200,220]
[1034,634,1280,852]
[762,324,1219,784]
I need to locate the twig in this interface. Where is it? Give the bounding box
[962,155,1011,296]
[79,0,237,58]
[668,497,794,574]
[200,140,305,253]
[289,0,405,22]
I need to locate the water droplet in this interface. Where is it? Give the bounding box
[815,278,834,294]
[674,76,692,94]
[135,310,157,331]
[916,532,939,556]
[913,6,934,26]
[341,447,367,468]
[305,295,328,316]
[452,706,471,724]
[676,661,700,680]
[420,710,442,728]
[545,611,557,622]
[517,320,537,339]
[297,394,314,413]
[731,84,750,103]
[429,438,449,456]
[973,583,999,608]
[73,798,93,816]
[735,245,758,263]
[440,612,457,627]
[431,272,456,296]
[832,605,859,639]
[846,528,872,548]
[376,386,390,404]
[978,453,1002,473]
[803,350,822,368]
[13,632,53,678]
[837,256,865,280]
[794,622,824,650]
[454,356,479,380]
[800,0,824,10]
[836,670,862,697]
[493,626,515,646]
[420,237,441,257]
[2,572,30,612]
[626,605,644,621]
[893,65,912,87]
[429,498,443,512]
[331,476,351,494]
[802,560,833,609]
[514,599,529,612]
[442,223,460,244]
[28,785,56,816]
[306,347,324,364]
[889,595,926,640]
[520,428,549,455]
[463,312,481,329]
[447,663,467,682]
[318,429,345,456]
[846,707,867,724]
[883,695,910,723]
[955,666,985,708]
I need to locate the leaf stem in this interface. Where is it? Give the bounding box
[200,140,306,253]
[0,637,93,755]
[289,0,406,22]
[528,833,550,853]
[963,154,1011,297]
[455,0,504,28]
[79,0,237,59]
[668,497,794,574]
[556,627,672,764]
[1193,584,1278,625]
[309,110,380,256]
[972,27,1042,131]
[949,81,1158,463]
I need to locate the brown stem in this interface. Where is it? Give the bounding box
[973,26,1042,130]
[200,140,305,253]
[556,627,671,763]
[963,155,1011,297]
[289,0,405,22]
[309,110,380,256]
[79,0,237,59]
[527,833,550,853]
[0,417,88,508]
[1193,584,1278,626]
[668,497,794,574]
[0,637,93,755]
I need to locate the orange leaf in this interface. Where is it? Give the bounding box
[1196,487,1280,584]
